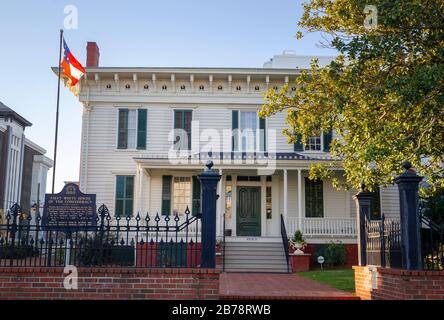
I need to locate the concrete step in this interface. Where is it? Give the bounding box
[222,240,289,273]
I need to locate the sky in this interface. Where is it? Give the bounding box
[0,0,334,193]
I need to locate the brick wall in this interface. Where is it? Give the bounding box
[354,266,444,300]
[0,267,220,300]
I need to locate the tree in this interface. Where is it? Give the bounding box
[260,0,444,195]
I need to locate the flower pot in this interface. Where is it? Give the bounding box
[292,242,305,255]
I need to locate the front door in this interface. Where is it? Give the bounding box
[236,187,261,236]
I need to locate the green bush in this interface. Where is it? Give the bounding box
[75,235,134,266]
[324,242,346,266]
[313,242,346,267]
[0,243,39,259]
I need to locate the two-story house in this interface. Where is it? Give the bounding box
[71,44,400,271]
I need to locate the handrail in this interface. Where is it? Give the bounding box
[280,214,290,273]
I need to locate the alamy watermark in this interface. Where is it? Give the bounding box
[64,4,78,30]
[63,265,78,290]
[364,5,378,30]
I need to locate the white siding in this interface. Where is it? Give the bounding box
[380,184,400,218]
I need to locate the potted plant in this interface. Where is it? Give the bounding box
[289,230,306,255]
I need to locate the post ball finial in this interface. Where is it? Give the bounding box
[402,161,412,171]
[360,181,366,192]
[205,160,214,171]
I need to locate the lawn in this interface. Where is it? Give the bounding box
[298,269,355,292]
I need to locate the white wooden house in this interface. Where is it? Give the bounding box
[72,47,400,271]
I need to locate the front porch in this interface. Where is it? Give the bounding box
[133,159,358,242]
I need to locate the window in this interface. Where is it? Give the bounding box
[173,110,192,150]
[266,187,272,219]
[117,109,147,149]
[237,176,261,182]
[305,135,322,151]
[231,111,266,152]
[115,176,134,216]
[305,178,324,217]
[172,177,191,215]
[240,111,257,151]
[225,184,232,219]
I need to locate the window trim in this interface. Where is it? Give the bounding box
[171,175,193,215]
[114,175,135,217]
[233,109,267,152]
[116,107,148,151]
[304,177,324,218]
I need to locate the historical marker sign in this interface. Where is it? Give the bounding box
[42,183,97,231]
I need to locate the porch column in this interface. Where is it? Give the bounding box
[216,169,224,238]
[260,175,266,236]
[283,169,288,226]
[136,164,142,214]
[298,169,302,231]
[145,169,151,214]
[232,174,237,236]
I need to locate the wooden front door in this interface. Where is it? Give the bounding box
[236,187,261,236]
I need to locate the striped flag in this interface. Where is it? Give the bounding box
[60,39,85,87]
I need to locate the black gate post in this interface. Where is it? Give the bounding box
[354,186,374,266]
[198,160,221,268]
[394,161,423,270]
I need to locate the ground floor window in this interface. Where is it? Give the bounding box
[305,178,324,217]
[115,175,134,216]
[225,184,232,219]
[266,186,272,219]
[172,177,191,215]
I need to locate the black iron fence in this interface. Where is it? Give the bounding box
[365,214,402,268]
[420,214,444,271]
[0,203,202,268]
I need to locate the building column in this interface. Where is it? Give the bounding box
[216,169,223,238]
[232,174,237,236]
[135,164,142,214]
[298,169,302,231]
[283,169,288,226]
[260,175,266,236]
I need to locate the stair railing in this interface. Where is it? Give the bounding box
[222,212,226,272]
[280,214,291,273]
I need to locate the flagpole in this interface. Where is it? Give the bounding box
[52,29,64,194]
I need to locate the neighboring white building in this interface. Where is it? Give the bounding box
[0,102,53,217]
[71,45,400,250]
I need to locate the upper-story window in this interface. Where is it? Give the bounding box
[173,110,192,151]
[232,110,266,152]
[305,135,322,151]
[294,129,332,153]
[117,108,147,150]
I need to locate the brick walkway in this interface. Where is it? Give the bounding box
[219,273,359,300]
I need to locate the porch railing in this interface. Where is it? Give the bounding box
[287,217,357,238]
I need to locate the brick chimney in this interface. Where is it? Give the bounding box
[86,42,100,67]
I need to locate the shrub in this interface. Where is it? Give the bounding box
[313,242,346,267]
[324,242,346,266]
[0,243,39,259]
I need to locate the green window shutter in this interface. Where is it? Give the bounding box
[294,134,304,151]
[117,109,128,149]
[232,110,239,151]
[192,176,201,217]
[305,178,324,217]
[184,110,192,150]
[137,109,147,150]
[259,117,266,151]
[115,175,134,217]
[161,175,172,216]
[323,129,333,152]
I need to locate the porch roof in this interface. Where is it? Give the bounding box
[133,152,343,170]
